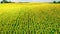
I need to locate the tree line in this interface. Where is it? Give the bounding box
[1,0,14,3]
[53,1,60,3]
[0,0,30,3]
[0,0,60,3]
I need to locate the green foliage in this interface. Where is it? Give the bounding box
[53,1,56,3]
[57,1,60,3]
[53,1,60,3]
[1,0,11,3]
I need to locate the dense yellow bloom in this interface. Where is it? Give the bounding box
[0,3,60,34]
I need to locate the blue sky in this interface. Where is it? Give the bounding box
[0,0,59,2]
